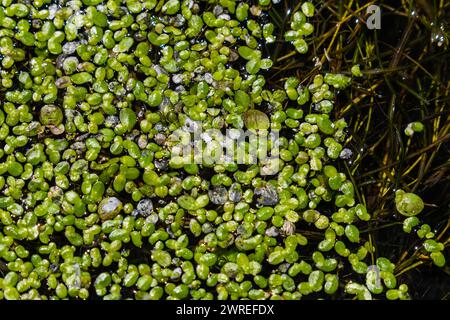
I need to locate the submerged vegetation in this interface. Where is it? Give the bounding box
[0,0,448,300]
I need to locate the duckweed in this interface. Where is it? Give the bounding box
[0,0,444,302]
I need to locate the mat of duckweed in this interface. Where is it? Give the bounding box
[0,0,448,300]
